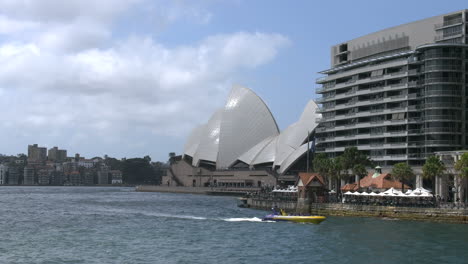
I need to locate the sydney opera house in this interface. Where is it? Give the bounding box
[164,85,321,188]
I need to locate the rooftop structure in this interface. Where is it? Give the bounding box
[315,10,468,167]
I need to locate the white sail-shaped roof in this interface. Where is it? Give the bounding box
[182,85,322,175]
[251,136,278,165]
[273,100,320,168]
[183,124,205,158]
[237,136,276,165]
[217,85,279,169]
[278,144,310,174]
[192,109,223,166]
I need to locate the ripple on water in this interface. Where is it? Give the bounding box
[0,187,467,264]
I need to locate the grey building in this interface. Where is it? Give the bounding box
[316,10,468,167]
[48,147,67,162]
[28,144,47,161]
[8,167,19,185]
[0,164,8,185]
[97,164,109,184]
[23,166,35,185]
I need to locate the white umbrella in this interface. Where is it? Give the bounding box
[368,192,379,196]
[405,190,413,195]
[344,191,353,195]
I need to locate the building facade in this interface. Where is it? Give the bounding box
[110,170,122,184]
[28,144,47,161]
[23,166,35,185]
[316,10,468,168]
[48,147,67,162]
[0,164,8,185]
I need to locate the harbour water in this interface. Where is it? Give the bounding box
[0,187,467,264]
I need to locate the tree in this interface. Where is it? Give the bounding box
[122,158,158,184]
[454,153,468,203]
[330,156,345,192]
[340,147,372,183]
[313,153,332,186]
[422,156,446,193]
[143,155,151,163]
[352,164,368,190]
[391,162,414,192]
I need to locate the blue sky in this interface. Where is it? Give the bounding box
[0,0,466,161]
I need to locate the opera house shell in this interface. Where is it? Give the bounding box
[183,85,321,175]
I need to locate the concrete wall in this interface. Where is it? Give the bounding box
[164,158,277,188]
[310,203,468,224]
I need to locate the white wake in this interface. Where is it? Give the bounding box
[223,217,264,222]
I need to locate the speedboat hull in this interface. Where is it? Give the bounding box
[263,215,326,224]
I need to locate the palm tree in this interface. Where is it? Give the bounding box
[313,153,332,188]
[391,162,414,193]
[352,164,368,191]
[341,147,372,183]
[330,156,344,193]
[454,153,468,203]
[422,156,446,193]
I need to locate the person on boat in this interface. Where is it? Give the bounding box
[271,206,279,215]
[280,209,287,216]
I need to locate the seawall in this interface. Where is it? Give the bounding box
[246,198,468,224]
[135,185,258,196]
[309,203,468,224]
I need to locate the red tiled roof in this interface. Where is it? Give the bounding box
[298,173,325,187]
[341,172,411,191]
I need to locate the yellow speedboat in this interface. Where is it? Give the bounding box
[262,209,326,224]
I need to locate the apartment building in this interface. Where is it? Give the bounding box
[316,10,468,167]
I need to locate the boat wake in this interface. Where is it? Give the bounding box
[223,217,268,222]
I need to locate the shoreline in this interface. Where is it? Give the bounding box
[246,198,468,224]
[135,185,257,196]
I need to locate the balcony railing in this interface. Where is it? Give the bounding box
[434,18,463,30]
[434,31,463,41]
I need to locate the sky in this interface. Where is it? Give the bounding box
[0,0,466,161]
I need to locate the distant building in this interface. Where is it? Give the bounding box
[0,164,8,185]
[84,171,94,185]
[97,164,109,185]
[69,171,81,185]
[37,169,51,185]
[110,170,123,184]
[8,167,19,185]
[28,144,47,161]
[51,171,64,186]
[23,166,35,185]
[78,159,96,169]
[48,147,67,162]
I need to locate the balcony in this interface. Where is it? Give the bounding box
[434,31,463,41]
[316,76,328,84]
[434,18,463,30]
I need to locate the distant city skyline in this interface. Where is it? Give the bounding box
[0,0,467,161]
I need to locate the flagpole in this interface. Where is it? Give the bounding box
[306,130,310,173]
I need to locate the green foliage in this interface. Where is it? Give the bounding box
[455,153,468,179]
[391,162,414,192]
[353,164,367,179]
[341,147,372,171]
[313,153,331,176]
[330,156,344,180]
[422,156,446,180]
[122,158,159,184]
[105,157,123,171]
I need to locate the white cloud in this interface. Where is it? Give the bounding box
[0,0,290,159]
